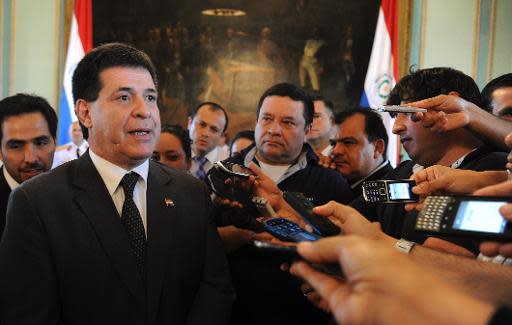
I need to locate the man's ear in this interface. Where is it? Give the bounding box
[304,124,312,142]
[187,116,193,130]
[75,100,93,129]
[448,91,460,97]
[373,139,385,159]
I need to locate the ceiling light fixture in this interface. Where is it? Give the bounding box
[201,8,246,16]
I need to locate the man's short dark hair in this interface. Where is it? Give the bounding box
[335,108,388,160]
[190,102,229,132]
[481,73,512,112]
[311,94,335,118]
[0,93,57,144]
[256,83,314,127]
[387,67,483,115]
[72,43,158,139]
[161,124,192,162]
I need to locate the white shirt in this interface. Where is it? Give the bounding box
[257,161,291,183]
[3,167,20,191]
[321,144,333,157]
[52,141,89,168]
[89,150,149,235]
[190,146,229,178]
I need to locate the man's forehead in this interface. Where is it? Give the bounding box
[492,87,512,108]
[338,115,367,136]
[313,100,327,112]
[2,113,51,141]
[195,106,226,126]
[261,96,304,117]
[98,66,156,90]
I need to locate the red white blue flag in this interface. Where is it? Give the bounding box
[360,0,399,166]
[57,0,92,145]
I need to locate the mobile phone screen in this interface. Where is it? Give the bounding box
[388,182,413,200]
[452,200,507,233]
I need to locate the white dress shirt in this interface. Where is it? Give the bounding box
[89,150,149,235]
[3,167,20,191]
[190,146,229,177]
[52,141,89,168]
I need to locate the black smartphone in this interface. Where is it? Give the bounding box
[253,240,301,259]
[362,179,418,203]
[253,240,343,276]
[283,192,341,236]
[415,195,512,241]
[215,161,255,178]
[264,218,321,242]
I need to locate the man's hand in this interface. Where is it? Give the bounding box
[289,236,494,325]
[475,180,512,257]
[313,201,392,244]
[406,94,474,132]
[405,166,508,212]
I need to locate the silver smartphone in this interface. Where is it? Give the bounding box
[374,105,427,113]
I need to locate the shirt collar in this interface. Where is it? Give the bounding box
[89,150,149,196]
[192,146,219,163]
[350,160,390,189]
[2,166,20,191]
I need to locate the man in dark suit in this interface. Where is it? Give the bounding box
[326,108,393,197]
[0,43,234,324]
[0,94,57,236]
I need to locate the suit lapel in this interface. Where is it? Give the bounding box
[71,153,146,302]
[146,162,178,322]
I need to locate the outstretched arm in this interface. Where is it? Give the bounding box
[407,94,512,150]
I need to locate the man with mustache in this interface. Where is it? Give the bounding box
[219,82,352,325]
[351,67,507,254]
[323,108,393,197]
[0,93,57,236]
[188,102,229,179]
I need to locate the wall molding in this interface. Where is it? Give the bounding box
[487,0,496,81]
[8,0,15,95]
[471,0,481,79]
[419,0,427,67]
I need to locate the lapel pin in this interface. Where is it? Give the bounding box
[164,197,175,207]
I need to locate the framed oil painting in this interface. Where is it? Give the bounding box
[93,0,380,136]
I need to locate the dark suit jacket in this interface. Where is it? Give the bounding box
[0,167,11,237]
[0,153,234,324]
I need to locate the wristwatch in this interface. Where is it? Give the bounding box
[394,238,416,254]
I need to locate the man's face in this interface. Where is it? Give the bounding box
[491,87,512,121]
[255,96,308,164]
[0,112,55,183]
[330,114,381,183]
[392,111,443,166]
[188,105,226,157]
[230,137,253,157]
[70,121,84,146]
[307,100,333,142]
[76,67,160,169]
[152,132,190,171]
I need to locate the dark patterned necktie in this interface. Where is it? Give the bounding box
[195,156,208,180]
[76,147,80,158]
[120,172,146,278]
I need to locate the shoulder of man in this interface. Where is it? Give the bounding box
[460,145,507,172]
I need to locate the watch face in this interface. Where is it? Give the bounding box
[395,239,415,254]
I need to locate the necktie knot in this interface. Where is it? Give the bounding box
[121,172,139,197]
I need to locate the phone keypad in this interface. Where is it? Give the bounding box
[416,196,451,231]
[363,181,387,202]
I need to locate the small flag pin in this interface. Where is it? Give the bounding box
[164,198,174,207]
